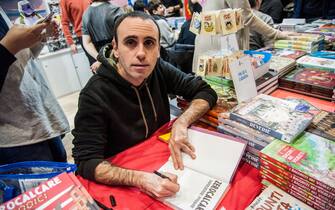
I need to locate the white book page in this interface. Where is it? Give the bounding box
[159,161,229,210]
[181,129,245,182]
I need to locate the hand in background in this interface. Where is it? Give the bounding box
[139,172,179,198]
[0,23,47,55]
[45,19,60,39]
[90,61,101,73]
[166,6,175,14]
[168,122,196,170]
[70,44,78,54]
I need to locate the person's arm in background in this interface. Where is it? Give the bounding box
[158,19,176,48]
[0,23,47,91]
[60,0,77,53]
[261,15,275,48]
[82,35,100,73]
[72,92,180,198]
[226,0,287,40]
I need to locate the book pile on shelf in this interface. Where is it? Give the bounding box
[269,56,296,77]
[260,48,307,60]
[259,132,335,209]
[217,94,315,169]
[0,173,100,210]
[297,55,335,72]
[274,34,325,52]
[255,72,279,95]
[279,67,335,101]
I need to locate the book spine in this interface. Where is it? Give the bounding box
[260,152,335,193]
[242,157,260,169]
[260,167,335,203]
[217,126,266,151]
[230,113,284,141]
[261,175,333,210]
[260,159,335,200]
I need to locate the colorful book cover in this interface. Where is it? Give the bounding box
[0,173,99,210]
[246,184,314,210]
[230,94,314,143]
[201,12,217,35]
[260,132,335,192]
[279,67,335,100]
[297,55,335,72]
[219,9,237,35]
[263,48,306,60]
[307,110,335,141]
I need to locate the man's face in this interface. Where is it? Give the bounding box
[113,17,160,86]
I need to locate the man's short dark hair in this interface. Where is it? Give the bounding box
[248,0,257,8]
[113,11,161,44]
[133,0,147,12]
[147,0,162,15]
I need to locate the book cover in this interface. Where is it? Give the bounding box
[307,110,335,141]
[189,12,202,35]
[257,81,278,94]
[269,56,296,74]
[158,128,246,210]
[230,94,314,143]
[297,55,335,72]
[219,9,237,35]
[260,132,335,192]
[0,173,99,210]
[263,48,306,60]
[246,184,314,210]
[201,12,217,35]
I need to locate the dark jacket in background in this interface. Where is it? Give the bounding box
[293,0,335,20]
[260,0,283,23]
[161,0,183,17]
[177,20,195,45]
[72,44,217,181]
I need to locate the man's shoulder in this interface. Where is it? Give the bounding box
[253,10,274,24]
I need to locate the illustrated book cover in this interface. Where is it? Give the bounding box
[246,184,314,210]
[0,172,99,210]
[158,128,246,210]
[260,132,335,192]
[230,94,315,143]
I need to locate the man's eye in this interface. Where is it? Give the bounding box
[125,39,137,47]
[144,40,155,47]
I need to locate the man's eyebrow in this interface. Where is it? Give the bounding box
[144,36,158,42]
[123,35,138,40]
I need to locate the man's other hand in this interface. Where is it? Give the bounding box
[139,172,179,198]
[169,122,196,170]
[0,23,47,55]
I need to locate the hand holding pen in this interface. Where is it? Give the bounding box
[137,171,180,198]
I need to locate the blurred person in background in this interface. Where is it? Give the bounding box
[60,0,94,63]
[293,0,335,21]
[260,0,283,23]
[249,0,275,50]
[15,0,42,26]
[161,0,183,17]
[82,0,123,73]
[0,7,70,164]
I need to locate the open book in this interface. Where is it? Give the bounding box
[158,128,246,210]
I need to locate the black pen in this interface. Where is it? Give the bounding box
[94,198,112,210]
[154,170,172,181]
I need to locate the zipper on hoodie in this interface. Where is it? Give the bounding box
[131,84,158,138]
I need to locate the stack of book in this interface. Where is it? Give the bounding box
[274,34,324,52]
[307,110,335,141]
[297,55,335,72]
[279,67,335,101]
[255,72,279,95]
[269,56,296,77]
[259,132,335,209]
[217,94,315,169]
[261,48,307,60]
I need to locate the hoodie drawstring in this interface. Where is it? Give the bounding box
[145,83,158,122]
[132,86,149,138]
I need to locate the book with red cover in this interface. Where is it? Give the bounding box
[0,173,99,210]
[279,67,335,101]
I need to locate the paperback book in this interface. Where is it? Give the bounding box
[229,94,315,143]
[263,48,306,60]
[255,72,278,91]
[297,55,335,72]
[158,128,246,210]
[260,132,335,192]
[269,56,296,76]
[246,184,314,210]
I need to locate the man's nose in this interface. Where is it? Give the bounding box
[136,44,146,60]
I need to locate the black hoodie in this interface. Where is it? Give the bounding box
[72,44,217,180]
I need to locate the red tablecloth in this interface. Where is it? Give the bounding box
[78,121,262,210]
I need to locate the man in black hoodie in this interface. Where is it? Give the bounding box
[72,11,217,198]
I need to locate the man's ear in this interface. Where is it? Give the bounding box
[112,38,119,58]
